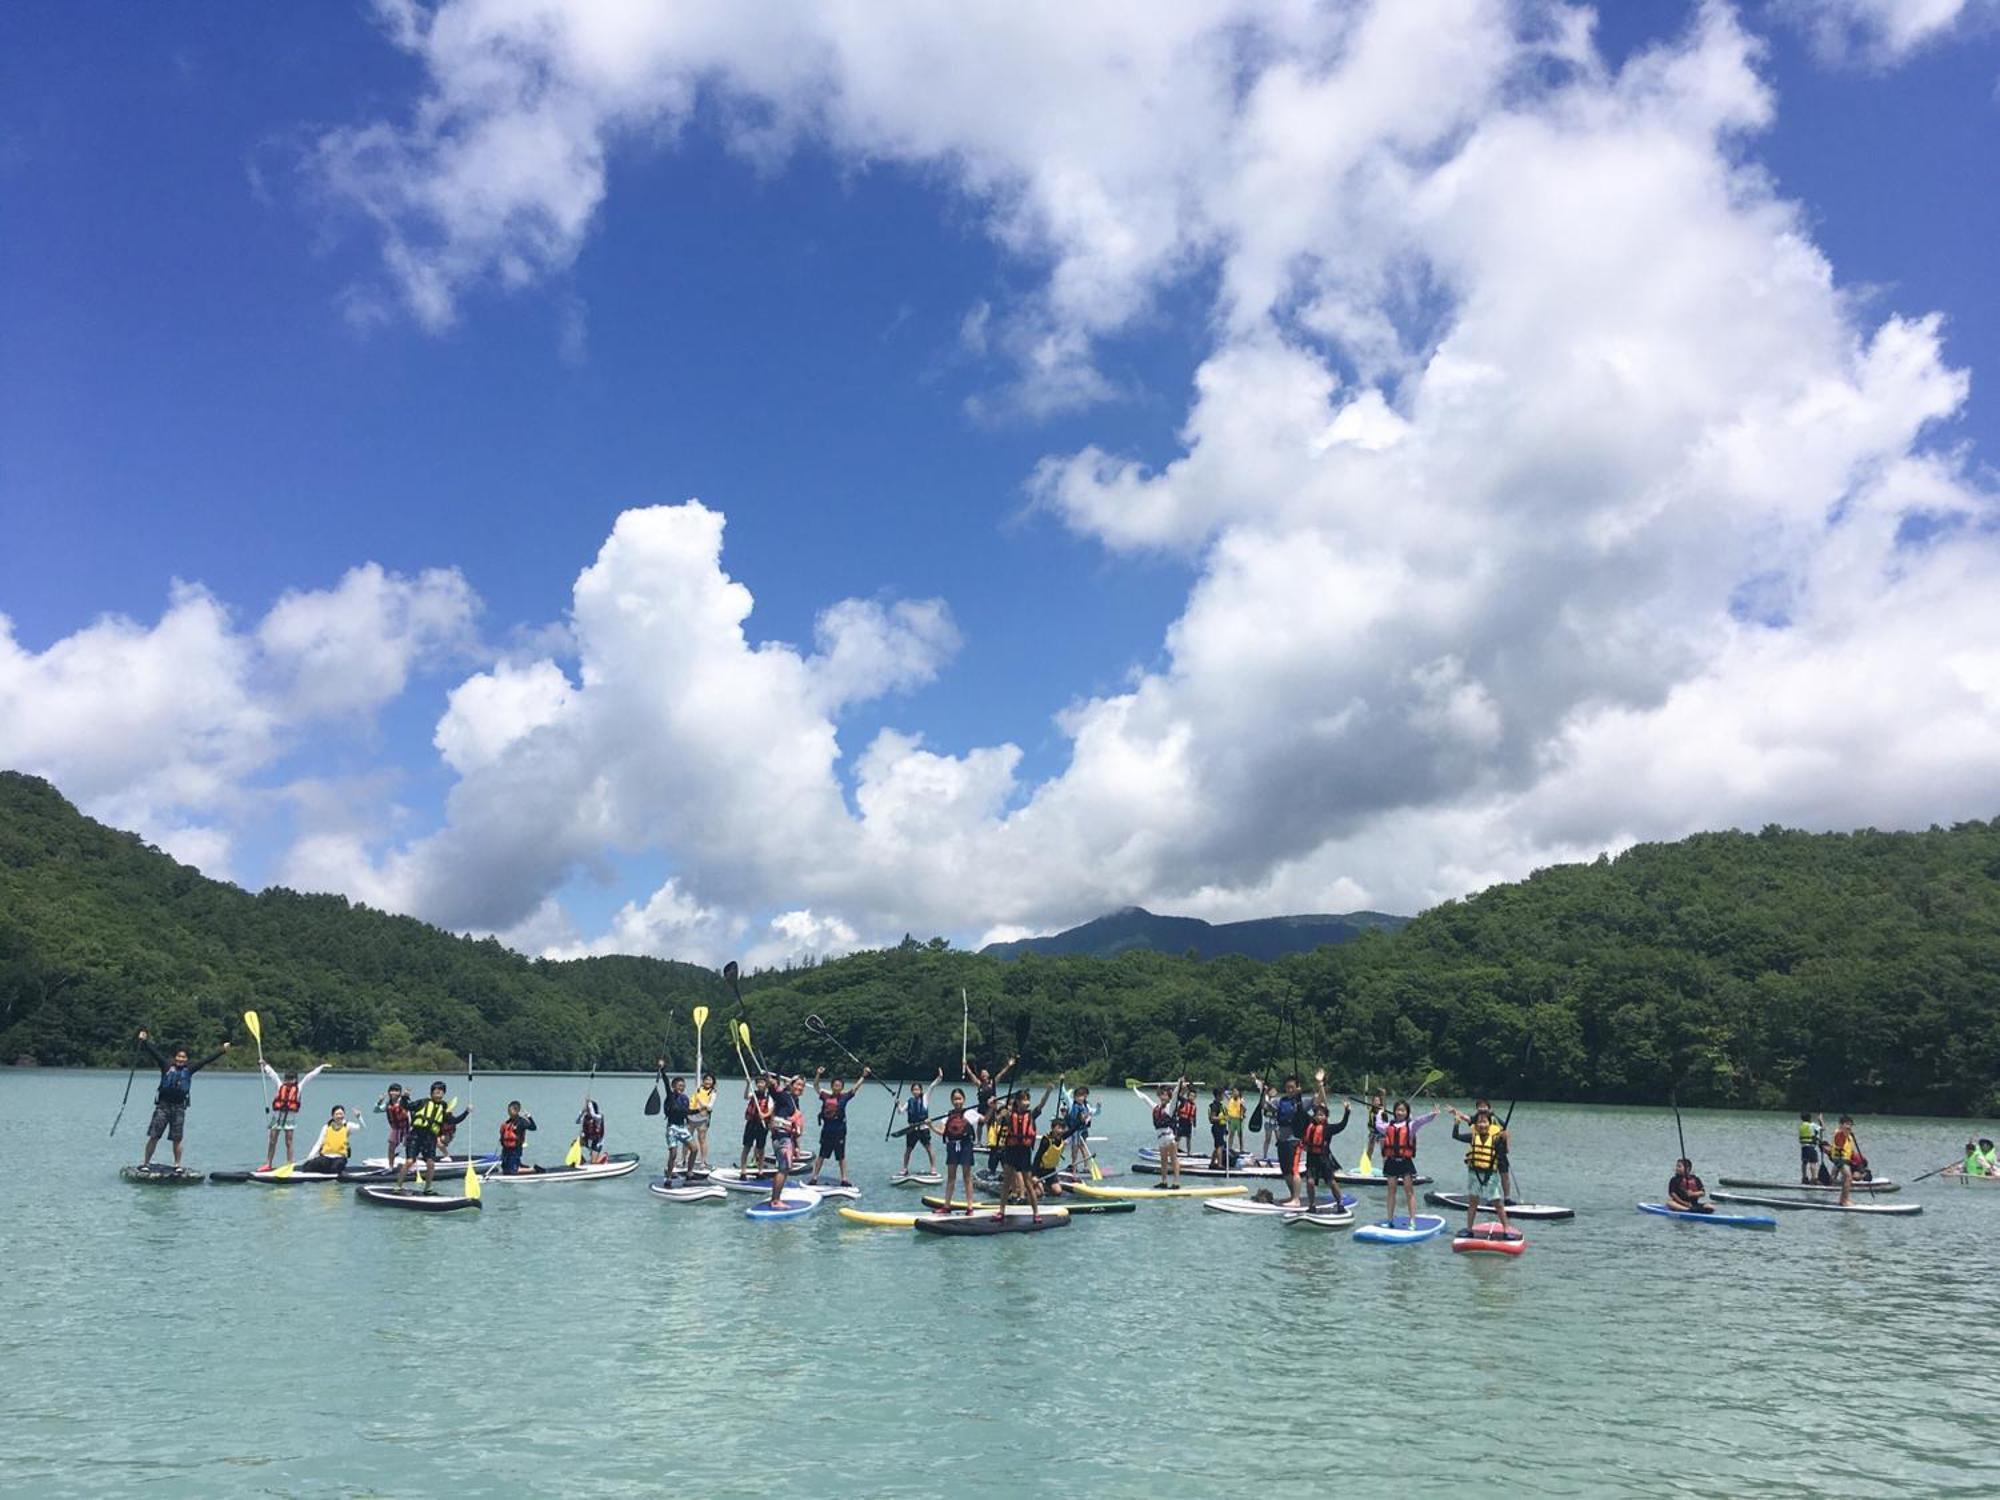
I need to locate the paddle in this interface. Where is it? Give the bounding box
[110,1033,143,1138]
[466,1051,474,1082]
[693,1004,709,1088]
[960,987,969,1079]
[804,1014,896,1095]
[1671,1088,1689,1166]
[1912,1159,1961,1184]
[565,1065,596,1167]
[1410,1067,1445,1103]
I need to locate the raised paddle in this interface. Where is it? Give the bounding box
[1671,1089,1689,1166]
[693,1004,709,1086]
[110,1033,143,1137]
[1410,1067,1445,1102]
[804,1014,897,1095]
[960,988,969,1079]
[565,1065,597,1167]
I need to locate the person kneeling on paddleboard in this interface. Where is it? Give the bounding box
[1377,1098,1438,1225]
[395,1083,470,1193]
[578,1098,607,1164]
[299,1105,360,1175]
[136,1029,230,1173]
[1448,1099,1511,1235]
[1666,1158,1711,1213]
[498,1102,539,1175]
[1032,1117,1072,1197]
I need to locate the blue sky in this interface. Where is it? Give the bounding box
[3,1,1997,966]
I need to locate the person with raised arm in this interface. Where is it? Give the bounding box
[135,1029,230,1173]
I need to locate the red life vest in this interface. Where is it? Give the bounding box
[500,1118,528,1149]
[1152,1104,1174,1131]
[386,1100,410,1130]
[1303,1119,1333,1153]
[942,1109,969,1139]
[1175,1097,1197,1127]
[745,1095,764,1122]
[1005,1107,1036,1148]
[270,1082,301,1114]
[581,1112,604,1145]
[1382,1121,1416,1162]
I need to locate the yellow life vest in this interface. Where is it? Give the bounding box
[1464,1119,1503,1172]
[321,1123,351,1157]
[1798,1120,1816,1143]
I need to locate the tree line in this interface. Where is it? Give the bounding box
[3,772,1996,1115]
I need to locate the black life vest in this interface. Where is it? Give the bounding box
[1152,1103,1174,1131]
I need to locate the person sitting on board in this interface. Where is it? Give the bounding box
[261,1060,330,1170]
[689,1072,716,1170]
[1797,1112,1824,1185]
[498,1102,540,1174]
[1447,1098,1512,1235]
[1299,1080,1352,1215]
[899,1071,944,1177]
[1206,1085,1230,1169]
[1031,1115,1072,1197]
[1666,1158,1711,1213]
[374,1084,411,1167]
[1063,1086,1096,1174]
[739,1074,773,1173]
[1964,1142,1984,1177]
[1377,1097,1440,1226]
[662,1075,696,1181]
[135,1028,230,1173]
[1134,1081,1185,1189]
[395,1082,471,1192]
[298,1105,360,1175]
[808,1066,869,1187]
[577,1098,607,1164]
[929,1087,979,1212]
[1979,1140,2000,1176]
[764,1075,807,1207]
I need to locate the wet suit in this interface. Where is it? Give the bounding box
[1667,1169,1709,1212]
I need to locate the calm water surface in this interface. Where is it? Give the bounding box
[3,1069,1997,1498]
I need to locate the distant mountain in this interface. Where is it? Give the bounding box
[980,906,1408,961]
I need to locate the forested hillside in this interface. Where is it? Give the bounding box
[4,771,1997,1113]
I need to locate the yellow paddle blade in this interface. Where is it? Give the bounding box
[272,1161,294,1179]
[463,1156,481,1200]
[1089,1155,1103,1182]
[564,1136,583,1168]
[1358,1148,1373,1175]
[693,1005,709,1029]
[242,1010,261,1044]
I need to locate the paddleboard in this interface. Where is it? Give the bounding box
[121,1165,202,1186]
[649,1180,728,1203]
[1711,1192,1921,1216]
[1352,1214,1447,1244]
[889,1172,944,1186]
[247,1167,347,1185]
[1072,1182,1248,1201]
[1636,1202,1775,1229]
[839,1208,920,1227]
[800,1181,861,1200]
[1286,1208,1356,1228]
[1337,1171,1434,1188]
[745,1192,822,1221]
[357,1155,496,1173]
[913,1209,1071,1236]
[354,1185,480,1212]
[1131,1161,1283,1179]
[1203,1195,1356,1217]
[1716,1177,1899,1194]
[1425,1192,1575,1221]
[919,1195,1135,1216]
[1452,1223,1528,1255]
[479,1155,640,1185]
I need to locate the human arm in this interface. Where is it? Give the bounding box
[137,1034,168,1073]
[262,1060,282,1090]
[994,1056,1017,1085]
[299,1064,330,1088]
[190,1044,231,1073]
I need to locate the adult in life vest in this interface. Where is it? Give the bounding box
[135,1028,231,1172]
[1446,1099,1512,1234]
[497,1101,539,1174]
[262,1059,330,1170]
[1829,1115,1868,1206]
[299,1105,362,1175]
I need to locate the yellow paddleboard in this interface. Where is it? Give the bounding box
[1071,1181,1248,1201]
[838,1208,919,1227]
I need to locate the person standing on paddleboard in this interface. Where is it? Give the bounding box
[739,1074,773,1172]
[497,1101,538,1175]
[932,1087,979,1211]
[1271,1075,1312,1207]
[396,1082,471,1192]
[1377,1098,1438,1225]
[1666,1158,1711,1213]
[967,1055,1017,1178]
[998,1086,1052,1221]
[1797,1112,1825,1185]
[809,1067,868,1187]
[1299,1071,1350,1214]
[1447,1099,1511,1235]
[1134,1081,1185,1188]
[689,1073,715,1170]
[1252,1077,1279,1164]
[1829,1116,1868,1206]
[900,1071,944,1176]
[764,1075,806,1207]
[661,1074,696,1180]
[1364,1089,1388,1169]
[1224,1085,1247,1159]
[260,1060,330,1170]
[1064,1086,1096,1174]
[298,1104,359,1175]
[135,1029,230,1172]
[1206,1085,1230,1169]
[374,1084,411,1168]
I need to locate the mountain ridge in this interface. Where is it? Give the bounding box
[980,905,1408,961]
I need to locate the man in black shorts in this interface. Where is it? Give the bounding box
[136,1029,230,1172]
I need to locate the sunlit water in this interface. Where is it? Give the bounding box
[3,1068,1997,1498]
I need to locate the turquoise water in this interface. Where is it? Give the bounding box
[4,1067,1998,1498]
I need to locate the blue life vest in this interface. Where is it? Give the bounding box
[158,1066,195,1106]
[1067,1101,1091,1134]
[1274,1095,1307,1135]
[906,1095,928,1124]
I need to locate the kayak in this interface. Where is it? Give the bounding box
[357,1155,497,1173]
[1711,1192,1922,1216]
[889,1172,944,1186]
[121,1165,202,1186]
[354,1185,480,1212]
[1636,1202,1775,1230]
[919,1195,1135,1216]
[1072,1182,1248,1201]
[1453,1223,1528,1256]
[1716,1177,1899,1194]
[746,1192,822,1221]
[839,1208,920,1227]
[1940,1169,2000,1189]
[1353,1214,1447,1244]
[1425,1192,1576,1221]
[649,1181,728,1203]
[1336,1171,1434,1188]
[1131,1161,1283,1179]
[1203,1195,1355,1217]
[479,1156,640,1185]
[914,1209,1072,1237]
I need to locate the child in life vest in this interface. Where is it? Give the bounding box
[262,1061,330,1169]
[498,1101,538,1175]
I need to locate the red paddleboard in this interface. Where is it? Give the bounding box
[1452,1222,1527,1255]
